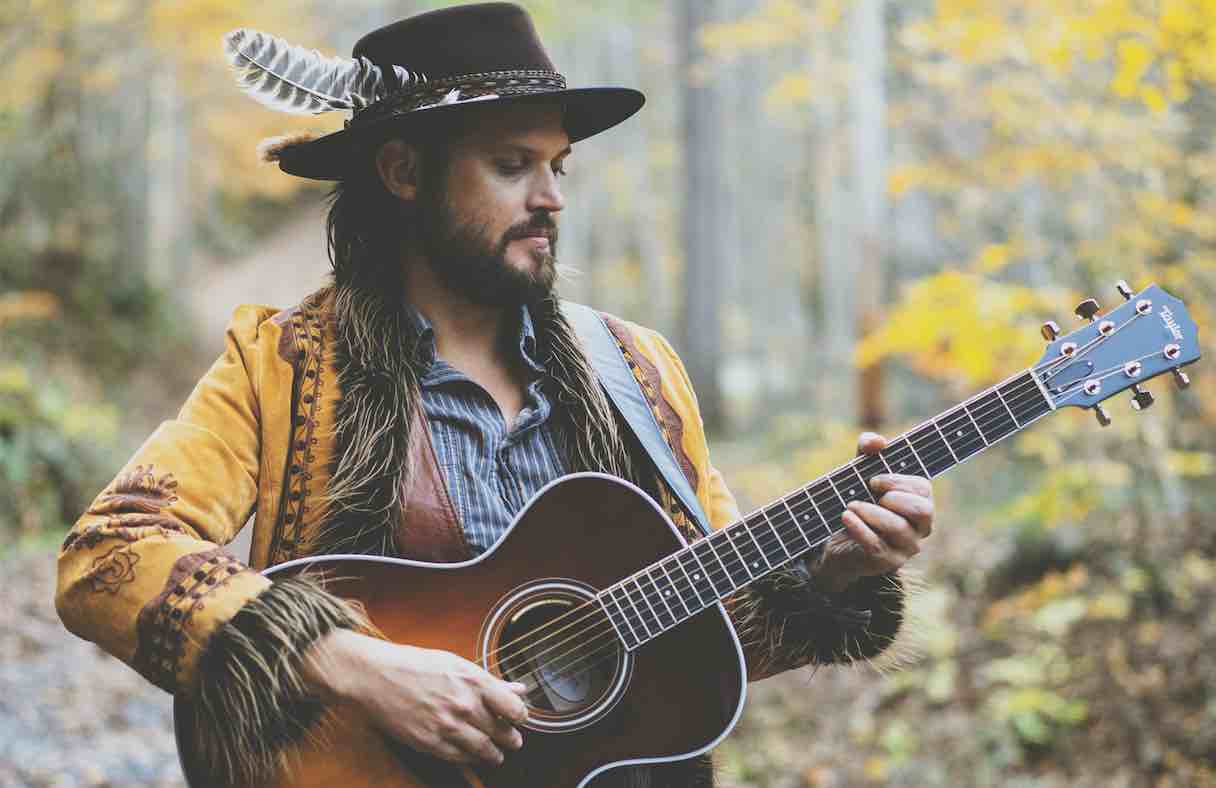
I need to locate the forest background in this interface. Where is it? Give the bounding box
[2,0,1215,785]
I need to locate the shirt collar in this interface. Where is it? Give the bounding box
[406,304,545,375]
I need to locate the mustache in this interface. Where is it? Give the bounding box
[503,213,558,242]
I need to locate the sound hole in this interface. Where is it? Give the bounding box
[486,584,630,731]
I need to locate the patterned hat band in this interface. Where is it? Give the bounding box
[347,69,568,128]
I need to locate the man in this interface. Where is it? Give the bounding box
[56,4,933,786]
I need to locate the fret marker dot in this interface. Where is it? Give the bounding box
[802,515,809,521]
[956,430,964,437]
[752,562,760,569]
[665,590,672,597]
[694,573,701,580]
[900,462,907,468]
[849,489,856,496]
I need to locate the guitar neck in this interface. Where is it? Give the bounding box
[596,367,1056,651]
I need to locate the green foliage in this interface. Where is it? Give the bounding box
[0,357,119,536]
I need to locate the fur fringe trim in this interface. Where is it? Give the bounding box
[866,567,928,674]
[318,281,420,555]
[191,576,371,787]
[312,283,639,557]
[729,558,911,680]
[258,131,324,164]
[533,296,634,481]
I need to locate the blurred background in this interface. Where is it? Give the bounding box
[2,0,1215,785]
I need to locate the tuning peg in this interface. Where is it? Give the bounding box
[1094,404,1112,427]
[1116,280,1134,301]
[1041,320,1061,341]
[1172,368,1191,389]
[1131,385,1154,411]
[1075,298,1101,322]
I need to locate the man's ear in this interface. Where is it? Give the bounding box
[376,139,420,201]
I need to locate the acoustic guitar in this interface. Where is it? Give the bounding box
[175,282,1199,787]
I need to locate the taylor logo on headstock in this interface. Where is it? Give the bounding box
[1161,305,1184,341]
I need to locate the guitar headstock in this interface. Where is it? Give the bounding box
[1035,281,1200,425]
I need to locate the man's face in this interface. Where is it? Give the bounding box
[416,103,569,307]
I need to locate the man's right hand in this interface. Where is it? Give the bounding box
[302,628,530,766]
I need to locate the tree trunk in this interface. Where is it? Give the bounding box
[678,0,727,432]
[852,0,888,431]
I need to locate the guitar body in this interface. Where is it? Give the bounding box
[175,474,747,787]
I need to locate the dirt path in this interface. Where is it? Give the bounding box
[185,200,332,356]
[1,550,185,787]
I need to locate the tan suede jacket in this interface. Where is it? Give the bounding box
[54,292,753,695]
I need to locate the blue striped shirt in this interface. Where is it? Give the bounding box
[407,306,570,554]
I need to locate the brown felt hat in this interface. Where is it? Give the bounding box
[265,3,645,180]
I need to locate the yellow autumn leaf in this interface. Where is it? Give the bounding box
[1112,37,1155,98]
[976,243,1013,273]
[1140,85,1168,112]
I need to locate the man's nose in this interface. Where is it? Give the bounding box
[527,170,565,214]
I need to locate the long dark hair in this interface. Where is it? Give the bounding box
[325,138,450,288]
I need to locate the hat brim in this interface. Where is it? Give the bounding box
[276,87,644,180]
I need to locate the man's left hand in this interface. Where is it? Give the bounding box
[811,432,934,592]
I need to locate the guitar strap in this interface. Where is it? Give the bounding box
[561,301,713,537]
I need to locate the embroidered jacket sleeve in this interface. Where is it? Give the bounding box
[612,319,907,681]
[54,306,280,694]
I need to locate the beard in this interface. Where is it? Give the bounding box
[416,182,559,308]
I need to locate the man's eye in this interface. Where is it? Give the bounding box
[497,160,526,174]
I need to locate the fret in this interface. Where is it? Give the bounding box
[776,497,814,552]
[910,424,953,476]
[797,485,828,530]
[929,419,960,464]
[718,529,756,584]
[1001,373,1052,423]
[992,383,1023,428]
[658,560,694,616]
[735,521,774,573]
[810,479,845,525]
[973,390,1018,442]
[629,577,662,636]
[762,503,802,556]
[807,481,845,532]
[597,595,633,649]
[606,586,641,649]
[639,571,676,630]
[692,538,736,596]
[962,404,990,446]
[856,453,888,483]
[938,408,985,462]
[889,435,929,476]
[679,547,716,603]
[834,466,877,505]
[650,566,682,621]
[822,473,849,513]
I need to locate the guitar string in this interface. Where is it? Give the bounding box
[502,316,1165,689]
[493,319,1137,671]
[491,374,1052,679]
[513,315,1167,701]
[509,402,1060,700]
[493,374,1052,677]
[490,368,1051,670]
[510,399,1062,700]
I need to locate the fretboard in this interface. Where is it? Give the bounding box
[596,367,1055,651]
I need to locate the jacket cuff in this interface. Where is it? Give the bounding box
[729,557,906,680]
[185,577,369,787]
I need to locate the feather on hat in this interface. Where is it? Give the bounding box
[223,3,645,180]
